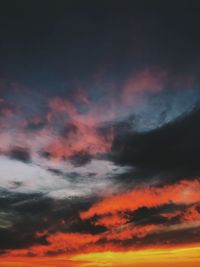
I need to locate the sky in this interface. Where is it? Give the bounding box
[1,1,200,266]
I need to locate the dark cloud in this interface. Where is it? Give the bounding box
[0,190,47,250]
[127,203,190,228]
[8,147,31,163]
[112,106,200,184]
[0,228,39,250]
[40,151,52,159]
[47,168,64,176]
[69,151,92,167]
[61,123,78,138]
[9,181,24,189]
[0,189,99,251]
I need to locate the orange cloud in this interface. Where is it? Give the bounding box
[80,179,200,219]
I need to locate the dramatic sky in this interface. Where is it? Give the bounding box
[1,1,200,266]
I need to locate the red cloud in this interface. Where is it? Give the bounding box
[44,97,114,159]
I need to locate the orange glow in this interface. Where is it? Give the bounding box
[0,256,83,267]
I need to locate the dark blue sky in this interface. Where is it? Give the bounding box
[0,0,200,89]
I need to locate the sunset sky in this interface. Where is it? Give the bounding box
[0,1,200,266]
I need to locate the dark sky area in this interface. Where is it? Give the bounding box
[0,0,200,87]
